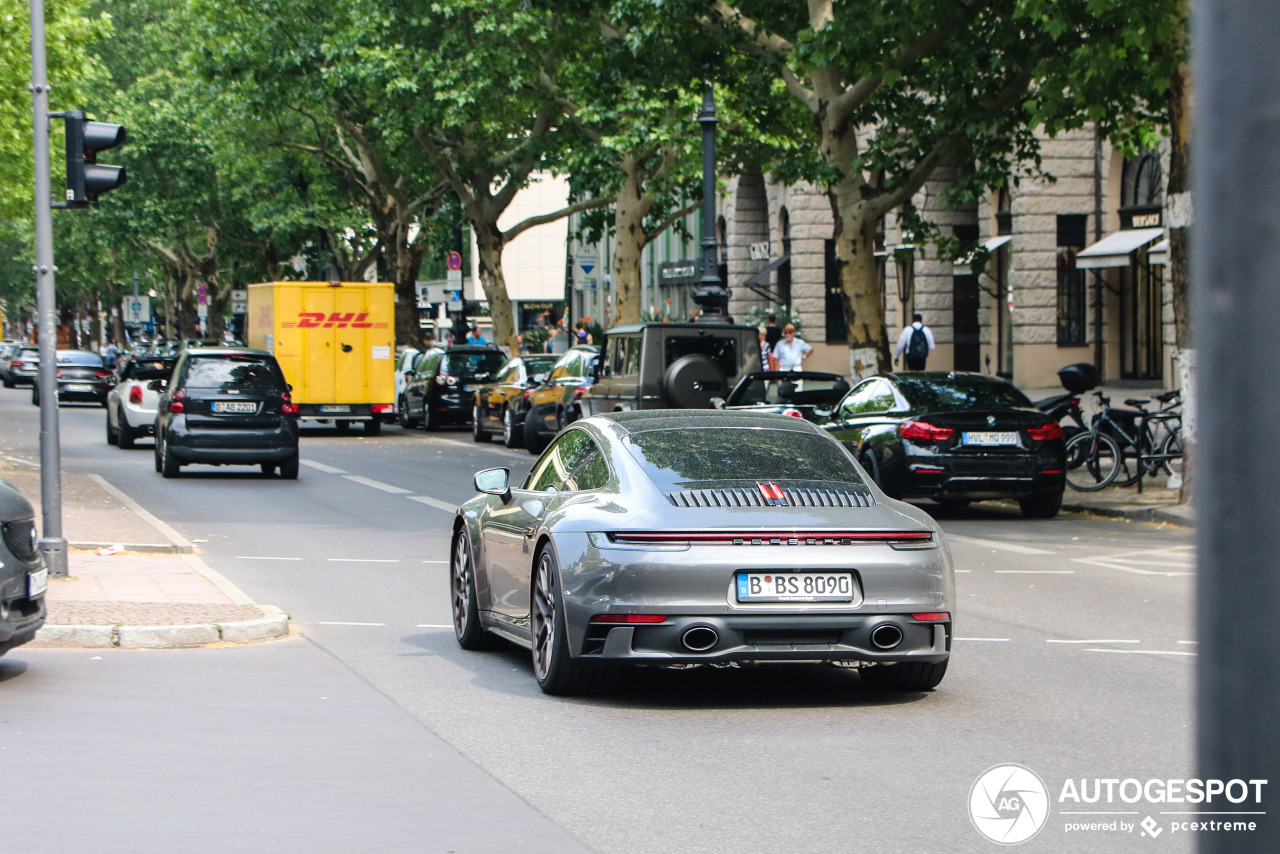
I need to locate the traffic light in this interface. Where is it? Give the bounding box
[64,109,127,205]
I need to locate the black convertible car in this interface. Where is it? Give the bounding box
[824,372,1066,518]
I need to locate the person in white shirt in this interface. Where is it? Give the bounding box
[894,313,936,370]
[772,323,812,370]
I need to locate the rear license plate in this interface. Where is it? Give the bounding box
[462,384,475,393]
[67,384,93,392]
[736,572,855,603]
[963,431,1020,446]
[320,405,350,413]
[29,567,48,597]
[213,401,258,414]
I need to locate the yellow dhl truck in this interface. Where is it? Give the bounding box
[247,281,395,435]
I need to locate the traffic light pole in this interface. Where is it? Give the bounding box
[28,0,68,578]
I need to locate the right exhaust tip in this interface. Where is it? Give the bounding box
[870,623,904,650]
[681,626,719,652]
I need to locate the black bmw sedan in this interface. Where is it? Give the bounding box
[824,372,1066,518]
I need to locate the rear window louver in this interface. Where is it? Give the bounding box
[666,487,874,509]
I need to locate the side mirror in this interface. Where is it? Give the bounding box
[287,383,293,392]
[147,380,164,391]
[474,467,512,501]
[531,373,548,384]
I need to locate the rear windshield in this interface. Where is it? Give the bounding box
[443,351,505,380]
[524,355,559,374]
[895,377,1033,411]
[624,427,867,489]
[179,355,284,391]
[56,351,104,367]
[123,358,175,381]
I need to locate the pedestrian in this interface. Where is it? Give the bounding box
[575,320,592,346]
[517,333,529,354]
[758,325,779,371]
[894,313,936,370]
[772,323,812,371]
[764,313,782,351]
[468,325,488,346]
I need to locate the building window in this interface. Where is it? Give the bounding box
[1056,214,1088,346]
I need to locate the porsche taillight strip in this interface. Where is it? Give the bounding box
[609,531,932,546]
[666,487,874,508]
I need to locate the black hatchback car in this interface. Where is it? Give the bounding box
[824,372,1066,518]
[154,347,301,478]
[399,345,505,430]
[0,477,47,657]
[31,350,114,406]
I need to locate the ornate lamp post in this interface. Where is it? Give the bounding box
[893,244,917,308]
[691,84,729,323]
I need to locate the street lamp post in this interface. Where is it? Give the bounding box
[691,84,729,324]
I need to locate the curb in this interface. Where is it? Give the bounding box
[28,605,290,649]
[1063,502,1194,527]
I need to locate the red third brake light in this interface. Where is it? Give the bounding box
[899,420,954,442]
[1027,422,1064,441]
[281,391,299,415]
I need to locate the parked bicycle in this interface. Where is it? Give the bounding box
[1065,390,1183,492]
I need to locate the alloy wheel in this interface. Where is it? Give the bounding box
[531,552,555,680]
[502,409,514,445]
[451,533,472,639]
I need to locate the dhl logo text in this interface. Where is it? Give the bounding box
[281,312,389,329]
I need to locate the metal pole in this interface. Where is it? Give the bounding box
[691,83,728,323]
[28,0,68,578]
[1196,0,1280,850]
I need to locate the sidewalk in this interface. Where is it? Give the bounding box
[1,459,288,649]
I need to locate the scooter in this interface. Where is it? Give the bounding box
[1032,362,1098,442]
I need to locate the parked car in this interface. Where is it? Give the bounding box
[471,352,561,446]
[153,347,300,478]
[106,354,177,448]
[31,350,114,406]
[0,477,47,657]
[398,345,505,430]
[520,346,599,453]
[1,344,40,388]
[451,410,953,695]
[579,321,762,416]
[823,371,1067,518]
[387,347,421,422]
[714,370,850,424]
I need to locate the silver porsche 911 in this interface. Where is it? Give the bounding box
[450,410,955,695]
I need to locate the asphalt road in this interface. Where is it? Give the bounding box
[1,393,1202,853]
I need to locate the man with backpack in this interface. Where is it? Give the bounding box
[894,313,936,370]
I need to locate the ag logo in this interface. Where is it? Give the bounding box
[969,764,1050,845]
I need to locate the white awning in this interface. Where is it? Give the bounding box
[1076,228,1163,269]
[1148,238,1170,266]
[953,235,1013,270]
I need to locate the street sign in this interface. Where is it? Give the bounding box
[122,296,150,324]
[447,251,463,271]
[197,302,208,319]
[447,289,463,311]
[574,253,599,291]
[197,283,208,306]
[446,267,462,288]
[231,299,249,315]
[230,288,248,302]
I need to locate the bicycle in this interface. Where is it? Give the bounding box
[1065,391,1182,492]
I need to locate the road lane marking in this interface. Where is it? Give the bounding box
[1178,640,1198,645]
[945,534,1051,555]
[1085,650,1192,660]
[415,624,453,629]
[408,495,458,513]
[995,570,1075,574]
[1071,545,1196,576]
[327,558,400,563]
[343,474,412,494]
[301,459,348,474]
[1047,639,1140,644]
[236,556,302,561]
[955,637,1010,642]
[422,560,448,564]
[317,621,387,626]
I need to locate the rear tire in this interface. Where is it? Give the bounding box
[422,403,439,432]
[106,412,119,446]
[363,418,381,437]
[472,406,491,442]
[860,659,948,691]
[1064,432,1121,491]
[397,395,419,429]
[525,410,549,454]
[279,453,299,479]
[160,436,182,478]
[1019,487,1064,519]
[260,463,277,476]
[502,407,524,449]
[117,408,137,449]
[531,546,614,695]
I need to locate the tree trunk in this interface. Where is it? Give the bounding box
[386,225,428,350]
[1168,58,1194,504]
[612,161,650,326]
[473,220,518,352]
[830,177,890,379]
